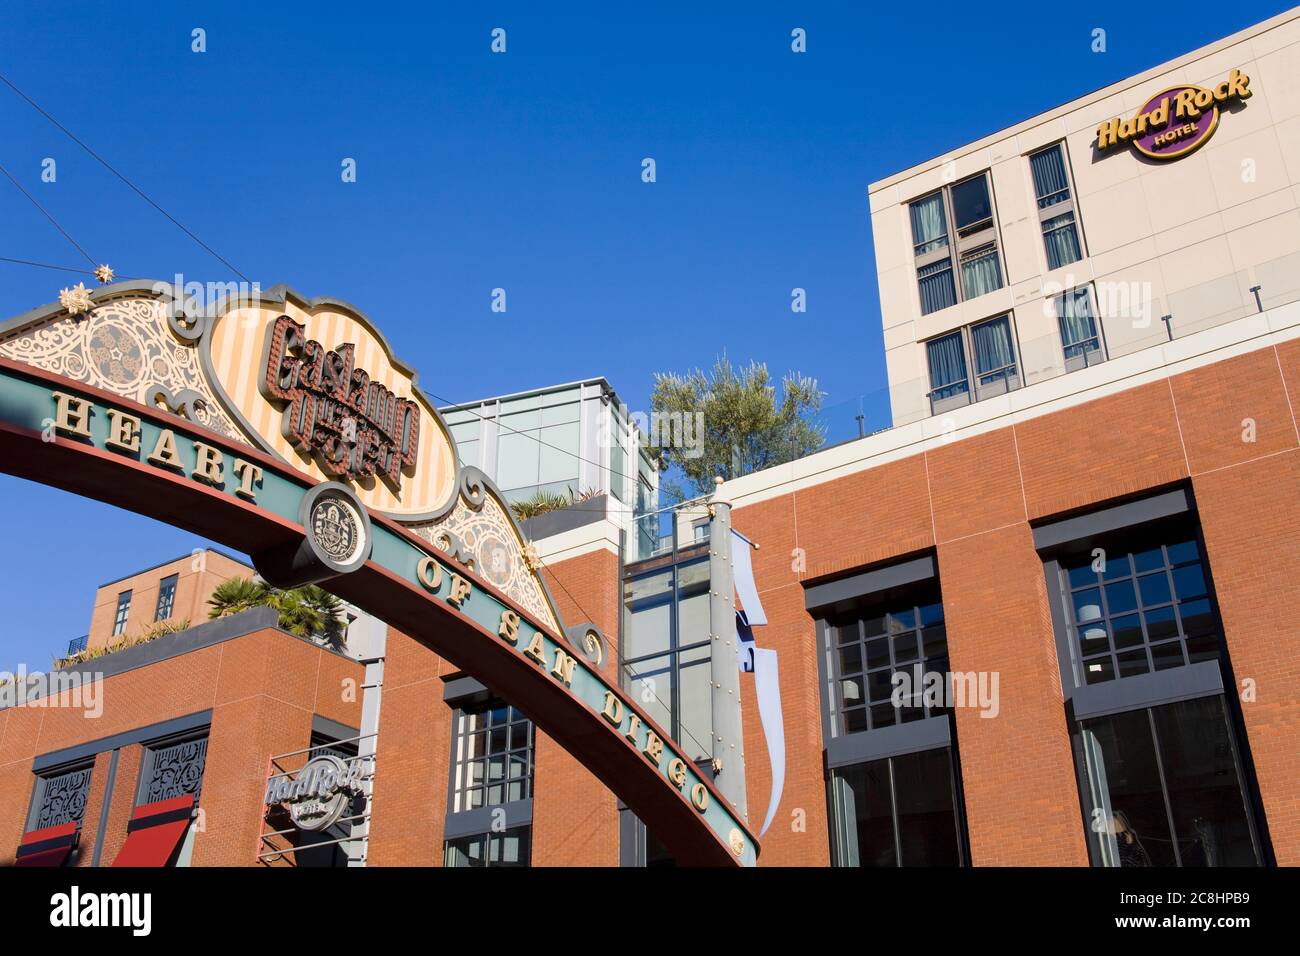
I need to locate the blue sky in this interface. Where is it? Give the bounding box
[0,0,1290,667]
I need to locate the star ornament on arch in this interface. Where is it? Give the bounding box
[58,282,94,316]
[94,264,115,284]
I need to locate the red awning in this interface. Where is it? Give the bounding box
[111,794,195,867]
[14,821,78,867]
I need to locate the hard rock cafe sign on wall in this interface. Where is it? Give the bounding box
[0,280,759,865]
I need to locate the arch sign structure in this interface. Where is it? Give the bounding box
[0,281,757,867]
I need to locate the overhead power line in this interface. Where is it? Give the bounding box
[0,160,96,266]
[0,69,251,283]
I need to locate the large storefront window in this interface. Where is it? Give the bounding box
[444,696,535,867]
[1076,696,1261,866]
[829,747,964,867]
[1037,490,1268,867]
[807,555,970,868]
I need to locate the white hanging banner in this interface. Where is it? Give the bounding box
[753,647,785,837]
[731,530,767,626]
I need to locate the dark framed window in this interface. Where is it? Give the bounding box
[1075,695,1262,866]
[909,173,1005,316]
[154,574,178,622]
[1057,286,1105,371]
[810,558,972,868]
[112,590,132,637]
[450,701,534,813]
[925,313,1022,414]
[28,763,94,832]
[1038,491,1271,867]
[1058,535,1220,687]
[829,747,965,866]
[622,556,712,760]
[829,598,949,735]
[1029,143,1084,270]
[444,826,532,867]
[137,730,209,807]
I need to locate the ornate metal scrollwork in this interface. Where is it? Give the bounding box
[146,384,211,423]
[164,306,207,345]
[34,766,93,829]
[565,623,606,666]
[459,467,489,511]
[434,529,476,569]
[143,736,209,804]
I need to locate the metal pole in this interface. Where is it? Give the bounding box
[347,615,386,866]
[708,476,747,817]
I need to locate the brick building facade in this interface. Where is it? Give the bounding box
[1,11,1297,869]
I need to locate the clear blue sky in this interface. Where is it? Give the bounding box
[0,0,1289,668]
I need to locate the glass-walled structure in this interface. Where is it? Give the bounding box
[618,523,717,866]
[439,378,658,511]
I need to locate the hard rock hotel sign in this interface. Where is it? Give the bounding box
[0,281,757,866]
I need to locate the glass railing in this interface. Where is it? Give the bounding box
[631,496,711,563]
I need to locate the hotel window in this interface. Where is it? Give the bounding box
[807,555,969,867]
[622,555,713,760]
[619,541,713,867]
[925,314,1021,414]
[112,590,132,636]
[1029,143,1083,270]
[1037,489,1267,867]
[154,574,178,622]
[444,693,535,867]
[1056,286,1105,371]
[28,763,94,832]
[909,173,1005,316]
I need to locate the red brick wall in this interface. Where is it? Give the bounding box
[367,627,453,866]
[0,626,361,867]
[86,549,249,652]
[534,548,620,866]
[729,339,1300,866]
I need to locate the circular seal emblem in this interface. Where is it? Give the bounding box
[729,828,746,857]
[298,482,374,577]
[311,497,363,565]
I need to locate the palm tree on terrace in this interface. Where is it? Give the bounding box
[208,578,347,651]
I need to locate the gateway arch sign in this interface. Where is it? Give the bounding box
[0,281,757,867]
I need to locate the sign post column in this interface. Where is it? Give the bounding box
[708,477,748,818]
